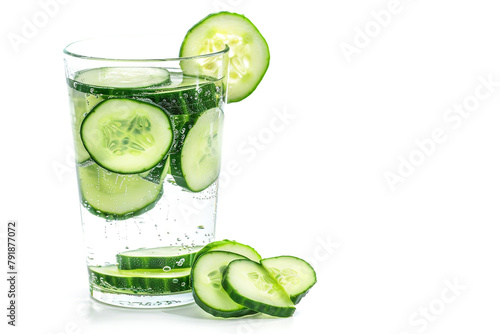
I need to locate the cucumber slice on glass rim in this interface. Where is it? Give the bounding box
[81,98,173,174]
[180,11,270,103]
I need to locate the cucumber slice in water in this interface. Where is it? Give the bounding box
[222,259,296,317]
[73,67,171,94]
[151,81,219,116]
[170,107,223,192]
[139,155,170,185]
[180,11,270,103]
[261,256,317,304]
[70,91,103,164]
[117,246,203,270]
[194,239,262,263]
[81,98,173,174]
[191,251,257,318]
[89,265,191,294]
[78,164,162,220]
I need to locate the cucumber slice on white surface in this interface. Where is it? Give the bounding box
[261,256,317,304]
[170,107,223,192]
[180,11,270,103]
[117,245,203,270]
[222,259,296,317]
[89,265,191,294]
[191,251,257,318]
[81,98,173,174]
[194,239,262,263]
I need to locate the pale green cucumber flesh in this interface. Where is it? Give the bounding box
[221,259,295,317]
[89,265,191,294]
[191,251,256,318]
[73,67,171,94]
[170,107,223,192]
[117,245,203,270]
[194,239,262,263]
[81,98,173,174]
[180,11,270,103]
[139,155,171,185]
[69,90,104,164]
[261,256,317,304]
[78,164,162,220]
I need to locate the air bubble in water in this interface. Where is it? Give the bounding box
[163,266,171,272]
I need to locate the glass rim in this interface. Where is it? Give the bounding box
[63,37,230,62]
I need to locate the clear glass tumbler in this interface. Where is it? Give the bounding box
[63,37,229,308]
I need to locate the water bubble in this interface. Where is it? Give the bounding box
[163,266,171,272]
[173,279,178,284]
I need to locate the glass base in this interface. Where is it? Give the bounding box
[90,288,194,309]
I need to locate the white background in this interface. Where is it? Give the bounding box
[2,0,500,333]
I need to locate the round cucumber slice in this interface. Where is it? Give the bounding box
[261,256,317,304]
[222,259,296,317]
[117,245,203,270]
[180,11,270,103]
[89,265,191,294]
[78,164,162,220]
[170,107,224,192]
[194,239,262,264]
[74,67,171,94]
[191,251,257,318]
[81,98,173,174]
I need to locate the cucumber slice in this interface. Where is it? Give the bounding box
[73,67,171,94]
[152,81,219,116]
[170,107,223,192]
[180,11,270,103]
[69,91,103,164]
[222,259,296,317]
[261,256,317,304]
[117,245,203,270]
[78,164,162,220]
[195,239,262,263]
[191,251,257,318]
[81,98,173,174]
[89,265,191,294]
[139,155,170,185]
